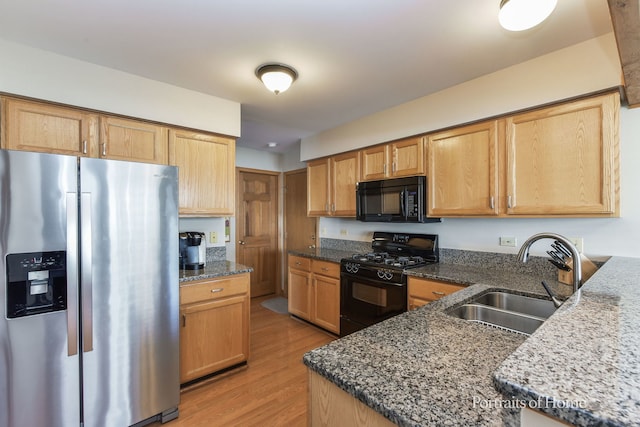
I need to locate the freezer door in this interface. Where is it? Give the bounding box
[0,150,81,427]
[79,157,179,427]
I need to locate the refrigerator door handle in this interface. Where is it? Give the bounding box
[81,192,94,353]
[66,193,79,357]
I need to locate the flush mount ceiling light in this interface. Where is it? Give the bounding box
[498,0,557,31]
[255,63,298,95]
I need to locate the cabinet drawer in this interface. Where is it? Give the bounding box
[408,278,464,303]
[289,255,311,271]
[311,260,339,277]
[180,273,249,305]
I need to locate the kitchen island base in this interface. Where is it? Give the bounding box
[309,370,395,427]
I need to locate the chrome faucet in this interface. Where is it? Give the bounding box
[517,233,582,293]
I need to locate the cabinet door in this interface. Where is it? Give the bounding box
[307,158,330,216]
[331,151,360,216]
[169,129,235,216]
[1,97,98,156]
[313,273,340,334]
[288,268,312,320]
[360,145,388,181]
[407,277,464,309]
[428,121,499,216]
[99,116,168,164]
[180,295,249,383]
[505,92,619,216]
[390,136,425,177]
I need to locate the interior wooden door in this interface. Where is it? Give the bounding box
[236,169,279,298]
[285,169,317,251]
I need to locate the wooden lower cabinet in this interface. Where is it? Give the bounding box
[179,273,250,384]
[407,277,464,310]
[288,255,340,334]
[308,370,395,427]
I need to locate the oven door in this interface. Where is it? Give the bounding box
[340,272,407,336]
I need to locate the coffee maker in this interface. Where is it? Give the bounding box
[179,232,206,270]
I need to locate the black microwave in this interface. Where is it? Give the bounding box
[356,176,440,223]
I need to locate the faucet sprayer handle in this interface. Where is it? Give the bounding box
[541,280,565,308]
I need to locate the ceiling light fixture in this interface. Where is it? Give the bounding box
[498,0,557,31]
[255,63,298,95]
[267,142,278,148]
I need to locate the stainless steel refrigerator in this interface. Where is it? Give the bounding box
[0,149,180,427]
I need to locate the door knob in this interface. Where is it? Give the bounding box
[238,240,246,245]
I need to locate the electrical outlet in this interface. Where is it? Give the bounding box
[569,237,584,253]
[209,231,217,244]
[499,236,516,247]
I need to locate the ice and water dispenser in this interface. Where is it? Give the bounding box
[6,251,67,318]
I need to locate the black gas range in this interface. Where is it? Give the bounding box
[339,232,439,336]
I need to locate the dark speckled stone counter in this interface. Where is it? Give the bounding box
[288,247,354,264]
[493,257,640,427]
[178,261,252,283]
[302,251,639,426]
[304,283,528,426]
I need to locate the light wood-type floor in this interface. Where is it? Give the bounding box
[163,295,336,427]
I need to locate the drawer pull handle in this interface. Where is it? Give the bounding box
[211,288,224,293]
[432,291,446,296]
[182,314,186,327]
[82,140,88,154]
[321,267,329,271]
[295,261,302,265]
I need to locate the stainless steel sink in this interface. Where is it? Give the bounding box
[447,291,556,336]
[470,291,557,319]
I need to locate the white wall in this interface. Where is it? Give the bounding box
[305,32,640,259]
[282,142,307,172]
[300,33,621,161]
[0,38,241,136]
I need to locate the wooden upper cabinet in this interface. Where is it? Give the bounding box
[390,136,425,177]
[99,116,168,164]
[330,151,360,216]
[169,129,236,216]
[1,97,98,156]
[428,120,499,216]
[360,145,389,181]
[360,136,425,181]
[307,158,331,216]
[505,92,619,216]
[307,151,360,217]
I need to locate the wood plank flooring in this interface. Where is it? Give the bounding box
[165,295,336,427]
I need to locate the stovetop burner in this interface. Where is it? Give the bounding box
[349,252,428,268]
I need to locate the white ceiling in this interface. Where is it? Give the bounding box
[0,0,613,153]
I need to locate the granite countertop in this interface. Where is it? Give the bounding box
[288,247,354,264]
[179,260,253,283]
[302,254,640,426]
[493,257,640,426]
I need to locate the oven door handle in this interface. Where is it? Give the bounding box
[340,273,406,288]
